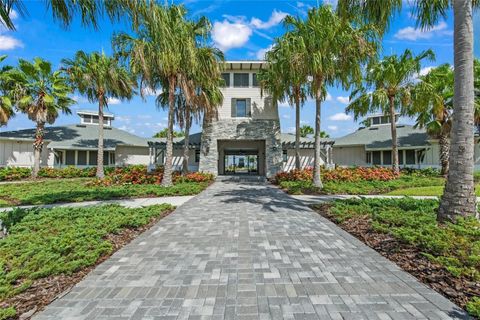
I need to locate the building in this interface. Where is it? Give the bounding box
[332,114,480,170]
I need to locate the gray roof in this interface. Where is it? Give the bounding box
[0,124,148,150]
[334,124,429,149]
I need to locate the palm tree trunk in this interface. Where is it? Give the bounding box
[295,90,301,170]
[162,76,176,187]
[182,107,191,174]
[313,83,323,188]
[439,130,450,177]
[32,122,45,178]
[96,96,105,179]
[438,0,477,222]
[388,96,399,173]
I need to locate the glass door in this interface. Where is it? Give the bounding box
[224,154,258,174]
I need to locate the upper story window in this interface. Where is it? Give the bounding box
[81,114,111,126]
[231,98,251,117]
[252,73,258,87]
[221,73,230,87]
[369,115,399,126]
[233,73,249,87]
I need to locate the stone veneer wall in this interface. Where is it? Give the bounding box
[199,119,283,177]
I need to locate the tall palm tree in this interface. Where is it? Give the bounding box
[346,49,435,173]
[0,0,140,31]
[260,35,308,170]
[62,51,136,178]
[411,64,454,176]
[6,58,74,177]
[284,5,377,187]
[0,55,15,126]
[113,3,212,186]
[337,0,480,222]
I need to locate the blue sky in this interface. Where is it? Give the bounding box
[0,1,479,138]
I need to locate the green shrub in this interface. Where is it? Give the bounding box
[467,297,480,318]
[327,198,480,281]
[0,167,31,181]
[0,307,16,320]
[0,204,172,301]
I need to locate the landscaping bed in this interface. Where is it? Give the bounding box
[273,167,445,195]
[312,198,480,318]
[0,168,214,207]
[0,204,173,320]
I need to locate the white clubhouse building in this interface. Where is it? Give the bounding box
[1,60,478,175]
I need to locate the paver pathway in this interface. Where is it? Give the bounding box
[34,180,469,320]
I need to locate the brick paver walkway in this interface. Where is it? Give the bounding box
[34,180,469,320]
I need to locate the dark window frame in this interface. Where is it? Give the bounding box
[233,73,249,87]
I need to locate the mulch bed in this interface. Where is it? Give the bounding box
[313,204,480,315]
[0,209,173,320]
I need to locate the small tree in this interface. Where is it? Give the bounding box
[0,55,14,126]
[347,49,435,173]
[299,125,314,138]
[153,128,184,138]
[8,58,74,177]
[62,51,136,178]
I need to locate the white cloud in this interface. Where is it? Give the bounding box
[116,115,131,123]
[256,44,273,60]
[0,34,22,50]
[107,97,121,105]
[278,101,290,108]
[327,125,338,131]
[282,114,290,119]
[336,96,350,104]
[71,95,88,104]
[329,113,352,121]
[419,66,434,76]
[325,92,332,101]
[137,114,152,120]
[212,20,252,51]
[394,21,452,41]
[141,87,161,97]
[250,10,287,29]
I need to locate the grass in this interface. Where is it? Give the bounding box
[387,185,480,196]
[279,175,445,195]
[319,198,480,318]
[0,204,173,319]
[0,178,209,207]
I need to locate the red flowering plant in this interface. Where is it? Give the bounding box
[274,166,399,184]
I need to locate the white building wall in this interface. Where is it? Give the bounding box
[219,72,277,120]
[115,146,150,166]
[333,146,367,166]
[0,140,51,167]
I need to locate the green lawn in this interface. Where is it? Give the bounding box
[279,175,446,195]
[0,204,173,319]
[386,184,480,196]
[0,178,209,207]
[314,198,480,318]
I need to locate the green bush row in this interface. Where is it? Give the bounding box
[0,204,172,313]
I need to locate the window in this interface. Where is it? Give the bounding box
[405,150,416,165]
[372,117,380,125]
[82,115,92,124]
[252,73,258,87]
[221,73,230,87]
[65,150,75,165]
[366,152,371,164]
[233,73,249,87]
[89,151,98,165]
[398,151,404,165]
[235,99,247,117]
[92,116,99,124]
[372,151,381,165]
[103,151,109,165]
[382,151,392,165]
[109,152,115,165]
[77,151,87,165]
[55,151,63,165]
[195,150,200,163]
[283,150,288,162]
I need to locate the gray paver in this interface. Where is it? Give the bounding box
[33,180,469,319]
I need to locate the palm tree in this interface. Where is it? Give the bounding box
[411,64,453,176]
[260,35,308,170]
[153,128,185,138]
[113,3,213,186]
[62,51,136,178]
[299,125,314,138]
[337,0,480,222]
[6,58,74,177]
[1,0,140,31]
[0,55,15,126]
[346,49,435,173]
[284,5,377,187]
